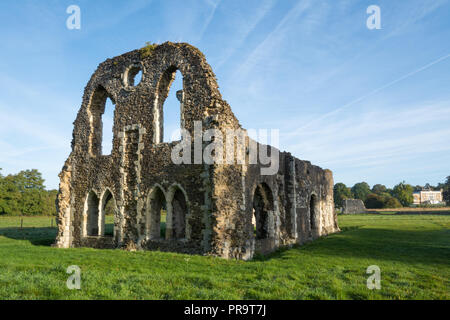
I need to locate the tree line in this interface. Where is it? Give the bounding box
[0,169,57,216]
[334,176,450,209]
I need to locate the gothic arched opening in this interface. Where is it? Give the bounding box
[154,67,183,144]
[147,187,167,240]
[86,191,100,236]
[252,183,274,240]
[310,194,317,232]
[100,189,116,237]
[87,85,116,156]
[169,187,187,240]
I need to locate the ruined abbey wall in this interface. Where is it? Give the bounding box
[55,42,339,260]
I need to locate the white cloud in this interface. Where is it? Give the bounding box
[282,100,450,173]
[234,0,314,78]
[214,0,276,69]
[198,0,222,41]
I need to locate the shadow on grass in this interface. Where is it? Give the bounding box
[326,228,448,265]
[0,223,164,246]
[0,222,114,246]
[252,226,363,262]
[339,225,363,232]
[364,211,450,215]
[253,225,449,266]
[2,218,448,268]
[0,227,57,246]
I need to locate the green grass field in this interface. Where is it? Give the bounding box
[0,214,448,299]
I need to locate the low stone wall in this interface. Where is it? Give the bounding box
[79,236,115,249]
[141,239,202,255]
[342,199,367,214]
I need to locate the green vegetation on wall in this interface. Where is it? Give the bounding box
[140,42,158,58]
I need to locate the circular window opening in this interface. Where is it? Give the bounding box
[124,64,143,88]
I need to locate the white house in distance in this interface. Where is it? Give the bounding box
[413,189,444,205]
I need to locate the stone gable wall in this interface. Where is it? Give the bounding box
[55,42,339,259]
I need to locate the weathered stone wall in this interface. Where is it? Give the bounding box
[55,42,339,260]
[342,199,367,214]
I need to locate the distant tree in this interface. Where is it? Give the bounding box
[333,183,353,208]
[351,182,371,201]
[392,181,414,207]
[14,169,45,191]
[441,176,450,205]
[0,169,56,216]
[371,184,387,194]
[384,197,402,208]
[0,175,21,215]
[444,190,450,206]
[43,190,58,216]
[364,193,384,209]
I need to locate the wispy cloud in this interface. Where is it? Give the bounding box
[283,100,450,172]
[0,111,67,148]
[234,0,314,77]
[87,0,154,31]
[288,51,450,136]
[383,0,449,39]
[214,0,276,69]
[198,0,221,42]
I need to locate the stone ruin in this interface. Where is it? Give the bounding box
[54,42,339,260]
[342,199,367,214]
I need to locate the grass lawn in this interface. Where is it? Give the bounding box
[0,214,448,299]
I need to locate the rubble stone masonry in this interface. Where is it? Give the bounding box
[55,42,340,259]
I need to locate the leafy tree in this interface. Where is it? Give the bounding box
[0,175,21,215]
[364,193,384,209]
[384,197,402,208]
[441,176,450,205]
[351,182,371,201]
[392,181,414,207]
[372,184,387,194]
[378,192,392,201]
[44,190,58,216]
[333,183,353,208]
[0,169,56,216]
[14,169,45,191]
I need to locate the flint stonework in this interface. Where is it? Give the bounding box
[342,199,367,214]
[55,42,340,259]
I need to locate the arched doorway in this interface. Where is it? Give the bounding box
[100,189,117,237]
[310,194,317,232]
[147,187,167,240]
[169,187,188,240]
[86,191,100,236]
[252,183,274,240]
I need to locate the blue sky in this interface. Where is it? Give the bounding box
[0,0,449,190]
